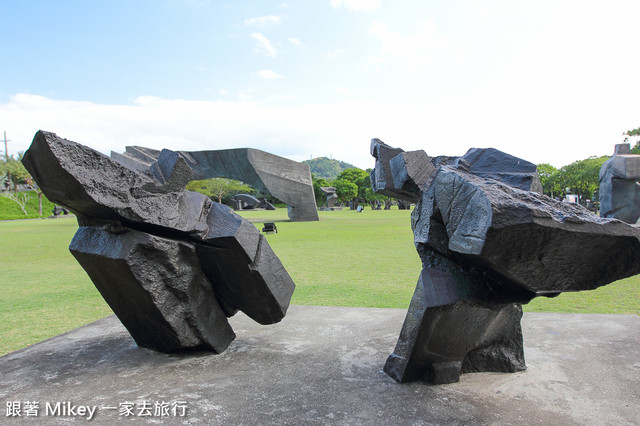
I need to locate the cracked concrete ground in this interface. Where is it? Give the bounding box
[1,306,639,425]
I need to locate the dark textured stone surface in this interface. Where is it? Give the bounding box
[371,138,640,384]
[370,138,415,201]
[389,150,434,199]
[599,143,640,223]
[198,202,294,325]
[22,130,295,353]
[113,145,319,222]
[416,165,640,293]
[459,147,542,193]
[383,265,526,384]
[69,225,235,353]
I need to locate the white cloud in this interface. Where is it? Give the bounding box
[325,48,345,59]
[244,15,281,27]
[288,37,302,46]
[330,86,352,95]
[237,88,255,102]
[2,92,633,172]
[0,94,379,169]
[330,0,380,12]
[368,19,454,71]
[251,32,278,58]
[258,69,284,79]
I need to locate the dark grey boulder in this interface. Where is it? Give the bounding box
[22,130,295,353]
[198,202,294,325]
[370,139,414,201]
[371,138,640,384]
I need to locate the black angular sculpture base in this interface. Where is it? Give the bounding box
[70,224,235,353]
[371,138,640,385]
[384,267,526,384]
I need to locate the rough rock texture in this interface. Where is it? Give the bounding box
[112,146,319,222]
[371,138,640,384]
[599,143,640,223]
[22,130,295,353]
[370,139,420,202]
[69,225,235,353]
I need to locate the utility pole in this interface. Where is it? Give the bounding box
[3,131,10,161]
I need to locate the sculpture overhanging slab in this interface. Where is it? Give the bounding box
[22,131,296,354]
[111,145,319,222]
[371,138,640,384]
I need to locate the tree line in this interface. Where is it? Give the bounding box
[537,157,608,206]
[538,126,640,207]
[1,152,31,191]
[312,167,388,208]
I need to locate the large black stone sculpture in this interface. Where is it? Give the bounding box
[371,138,640,384]
[22,131,295,354]
[599,143,640,223]
[111,146,319,222]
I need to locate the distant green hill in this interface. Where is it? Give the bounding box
[303,157,357,180]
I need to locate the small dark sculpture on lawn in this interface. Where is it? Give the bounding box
[22,131,295,354]
[371,138,640,384]
[231,193,261,210]
[320,186,338,208]
[599,143,640,223]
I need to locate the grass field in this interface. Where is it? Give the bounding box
[1,208,639,356]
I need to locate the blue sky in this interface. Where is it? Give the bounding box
[2,0,640,169]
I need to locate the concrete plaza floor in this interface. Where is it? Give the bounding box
[1,305,639,425]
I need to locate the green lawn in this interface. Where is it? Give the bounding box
[1,208,639,356]
[0,217,113,356]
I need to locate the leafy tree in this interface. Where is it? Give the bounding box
[625,127,640,137]
[355,173,372,200]
[335,168,370,205]
[336,168,369,184]
[537,163,563,198]
[334,179,358,204]
[358,170,389,207]
[625,126,640,154]
[557,156,609,205]
[312,175,331,205]
[1,152,31,191]
[363,187,387,205]
[186,178,255,204]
